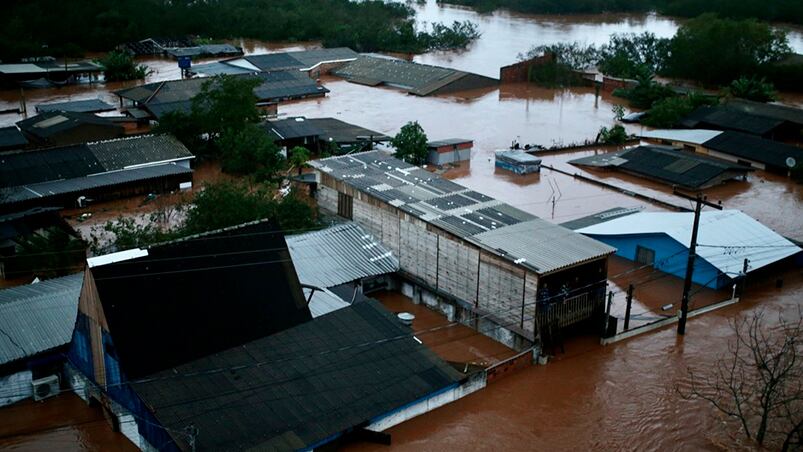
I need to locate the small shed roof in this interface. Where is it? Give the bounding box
[0,273,83,366]
[287,222,399,289]
[641,129,723,145]
[36,98,116,114]
[428,138,473,148]
[577,210,801,278]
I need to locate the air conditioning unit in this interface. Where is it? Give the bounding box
[32,375,60,401]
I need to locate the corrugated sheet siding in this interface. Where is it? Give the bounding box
[436,234,479,304]
[399,219,438,287]
[478,252,526,329]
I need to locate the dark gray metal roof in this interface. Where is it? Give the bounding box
[0,126,28,150]
[36,98,115,114]
[243,47,358,72]
[88,134,193,170]
[569,145,753,189]
[333,56,496,96]
[1,164,192,205]
[306,117,389,144]
[266,117,325,141]
[287,222,399,289]
[680,106,784,136]
[427,138,473,148]
[0,273,83,366]
[311,151,615,275]
[703,131,803,169]
[724,99,803,126]
[131,300,462,451]
[16,111,123,139]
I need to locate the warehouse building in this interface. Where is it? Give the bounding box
[332,56,499,96]
[309,151,615,350]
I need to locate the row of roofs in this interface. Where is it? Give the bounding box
[118,37,243,59]
[115,71,328,120]
[193,47,360,76]
[310,150,614,275]
[0,134,194,212]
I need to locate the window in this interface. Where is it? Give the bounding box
[338,192,353,219]
[683,144,695,152]
[635,245,655,266]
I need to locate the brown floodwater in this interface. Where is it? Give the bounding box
[2,2,803,450]
[0,394,137,451]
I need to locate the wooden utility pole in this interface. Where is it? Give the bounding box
[674,191,722,335]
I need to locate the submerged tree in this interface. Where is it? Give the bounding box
[679,309,803,450]
[392,121,429,165]
[98,50,150,81]
[726,76,778,102]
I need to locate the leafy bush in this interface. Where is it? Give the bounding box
[597,32,669,79]
[218,123,285,182]
[392,121,429,165]
[726,76,777,102]
[597,125,629,145]
[98,50,150,81]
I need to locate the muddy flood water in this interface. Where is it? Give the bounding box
[1,0,803,450]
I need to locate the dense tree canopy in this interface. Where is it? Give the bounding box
[392,122,429,165]
[0,0,479,61]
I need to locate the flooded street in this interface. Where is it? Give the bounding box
[1,1,802,450]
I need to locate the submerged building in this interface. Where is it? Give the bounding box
[309,151,616,350]
[574,209,801,289]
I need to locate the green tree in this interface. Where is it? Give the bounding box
[218,123,285,181]
[614,68,675,109]
[596,125,629,145]
[598,32,669,79]
[726,76,777,102]
[91,217,176,254]
[191,75,262,140]
[288,146,311,175]
[98,50,150,81]
[392,121,429,165]
[663,14,791,85]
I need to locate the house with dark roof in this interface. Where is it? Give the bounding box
[332,56,499,96]
[36,98,116,114]
[310,150,616,350]
[115,72,329,121]
[679,100,803,143]
[568,145,753,189]
[0,134,194,212]
[265,116,390,152]
[0,126,28,152]
[65,220,470,451]
[0,273,83,407]
[701,131,803,172]
[16,111,125,147]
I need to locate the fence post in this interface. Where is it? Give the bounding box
[601,291,613,336]
[624,284,634,331]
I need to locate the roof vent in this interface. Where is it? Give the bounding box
[397,312,415,326]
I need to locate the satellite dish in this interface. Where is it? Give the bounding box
[787,157,797,168]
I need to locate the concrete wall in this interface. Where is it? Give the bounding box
[602,75,637,93]
[366,371,486,432]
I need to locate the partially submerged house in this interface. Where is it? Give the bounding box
[0,135,194,212]
[309,151,616,350]
[286,222,399,317]
[642,129,803,173]
[0,61,103,88]
[679,99,803,143]
[427,139,473,165]
[17,111,124,147]
[332,56,498,96]
[66,220,468,450]
[569,145,753,190]
[194,48,359,79]
[0,126,28,152]
[0,273,83,407]
[575,209,801,289]
[115,72,328,121]
[36,98,116,114]
[265,116,390,152]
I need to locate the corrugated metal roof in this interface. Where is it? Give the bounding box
[641,129,723,145]
[287,222,399,289]
[0,126,28,150]
[88,134,193,170]
[428,138,473,148]
[702,131,803,169]
[1,164,192,205]
[303,288,350,318]
[311,151,615,275]
[577,210,801,277]
[0,273,83,365]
